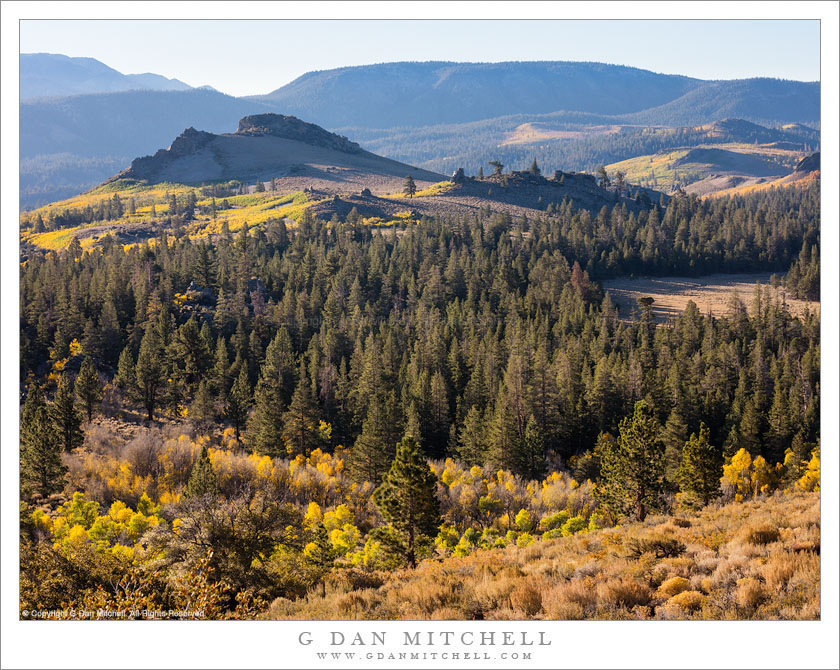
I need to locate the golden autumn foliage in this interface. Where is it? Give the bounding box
[24,417,821,620]
[720,445,820,503]
[263,490,819,621]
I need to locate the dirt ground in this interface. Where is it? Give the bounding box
[601,273,819,323]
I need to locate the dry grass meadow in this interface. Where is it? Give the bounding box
[602,273,819,323]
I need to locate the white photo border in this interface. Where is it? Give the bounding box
[2,3,837,669]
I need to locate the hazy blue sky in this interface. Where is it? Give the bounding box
[20,19,820,97]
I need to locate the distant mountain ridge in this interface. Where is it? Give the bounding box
[19,57,820,209]
[21,53,192,100]
[249,61,819,128]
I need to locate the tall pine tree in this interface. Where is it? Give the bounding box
[183,444,219,498]
[20,384,67,499]
[677,422,721,507]
[51,372,83,452]
[281,370,322,457]
[226,366,252,441]
[372,436,441,568]
[596,400,665,522]
[135,327,167,421]
[74,356,101,423]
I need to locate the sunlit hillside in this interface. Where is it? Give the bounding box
[605,142,806,193]
[265,491,820,621]
[21,181,325,252]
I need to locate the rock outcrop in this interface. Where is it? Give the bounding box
[795,152,820,173]
[235,114,361,154]
[113,127,214,182]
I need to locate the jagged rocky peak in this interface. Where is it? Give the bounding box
[235,113,362,154]
[111,126,215,182]
[168,127,215,156]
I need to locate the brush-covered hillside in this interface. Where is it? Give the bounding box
[265,490,820,621]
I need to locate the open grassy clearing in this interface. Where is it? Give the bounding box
[602,273,819,322]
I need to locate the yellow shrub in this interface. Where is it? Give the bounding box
[667,590,705,611]
[657,576,691,598]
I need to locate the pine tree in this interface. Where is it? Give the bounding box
[189,380,215,432]
[100,300,121,366]
[596,400,665,522]
[529,158,541,176]
[596,165,610,189]
[20,384,67,500]
[226,366,252,441]
[183,444,219,499]
[662,409,689,489]
[427,370,450,457]
[530,345,559,448]
[477,166,484,180]
[51,372,84,453]
[457,405,489,465]
[116,345,135,390]
[489,389,520,473]
[81,318,103,361]
[614,170,627,196]
[372,436,442,568]
[135,327,167,421]
[306,522,335,597]
[350,395,400,483]
[74,356,101,423]
[247,331,295,456]
[281,371,322,457]
[404,401,423,450]
[403,175,417,198]
[781,430,812,487]
[765,385,793,465]
[172,316,210,393]
[677,423,721,507]
[738,398,763,456]
[521,414,547,480]
[248,374,286,457]
[211,336,231,395]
